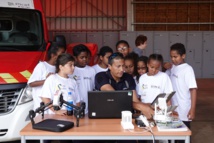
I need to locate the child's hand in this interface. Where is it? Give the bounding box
[55,110,67,116]
[163,62,172,70]
[188,109,195,120]
[172,111,179,116]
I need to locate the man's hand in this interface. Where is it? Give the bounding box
[141,104,154,119]
[133,101,154,119]
[132,90,154,119]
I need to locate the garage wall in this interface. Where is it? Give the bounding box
[40,0,214,78]
[41,0,127,32]
[134,1,214,31]
[120,31,214,78]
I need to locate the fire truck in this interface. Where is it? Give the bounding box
[0,0,50,141]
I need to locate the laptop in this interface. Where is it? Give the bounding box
[88,90,133,118]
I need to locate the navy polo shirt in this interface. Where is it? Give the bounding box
[95,70,136,91]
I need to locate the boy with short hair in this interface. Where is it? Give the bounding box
[133,35,147,57]
[92,46,113,74]
[166,43,197,131]
[71,44,96,114]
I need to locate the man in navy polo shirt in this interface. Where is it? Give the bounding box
[95,52,154,119]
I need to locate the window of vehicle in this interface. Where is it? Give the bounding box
[0,8,44,51]
[0,20,12,31]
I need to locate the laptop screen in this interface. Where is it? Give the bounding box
[88,90,133,118]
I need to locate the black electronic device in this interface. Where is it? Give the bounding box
[29,94,85,132]
[32,119,74,132]
[88,90,133,118]
[135,117,146,127]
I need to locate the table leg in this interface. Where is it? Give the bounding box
[185,136,190,143]
[21,136,26,143]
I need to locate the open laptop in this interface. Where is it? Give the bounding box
[88,90,133,118]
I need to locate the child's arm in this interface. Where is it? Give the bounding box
[29,73,53,87]
[29,80,45,87]
[41,97,67,115]
[188,88,197,120]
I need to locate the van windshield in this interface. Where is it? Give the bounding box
[0,8,44,51]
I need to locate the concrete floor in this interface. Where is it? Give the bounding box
[191,79,214,143]
[5,79,214,143]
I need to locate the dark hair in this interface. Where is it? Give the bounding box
[124,52,139,76]
[135,35,147,46]
[137,56,149,65]
[170,43,186,56]
[47,42,66,60]
[98,46,113,57]
[116,40,130,48]
[136,56,149,82]
[148,54,163,64]
[72,44,91,57]
[55,53,75,73]
[54,35,66,48]
[108,52,124,65]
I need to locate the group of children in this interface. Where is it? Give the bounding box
[28,34,197,135]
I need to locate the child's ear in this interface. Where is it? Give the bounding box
[74,56,77,61]
[59,65,63,71]
[108,64,112,70]
[182,54,186,59]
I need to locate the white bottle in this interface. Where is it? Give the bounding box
[67,91,73,116]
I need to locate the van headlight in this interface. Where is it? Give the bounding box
[18,85,33,105]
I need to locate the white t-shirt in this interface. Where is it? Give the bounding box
[69,65,96,114]
[92,64,108,74]
[138,71,173,103]
[27,61,55,110]
[166,63,197,121]
[134,76,140,98]
[40,74,80,114]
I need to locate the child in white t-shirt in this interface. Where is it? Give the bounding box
[28,42,65,110]
[92,46,113,74]
[40,53,80,115]
[70,44,96,114]
[166,43,197,131]
[138,54,173,104]
[135,56,148,98]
